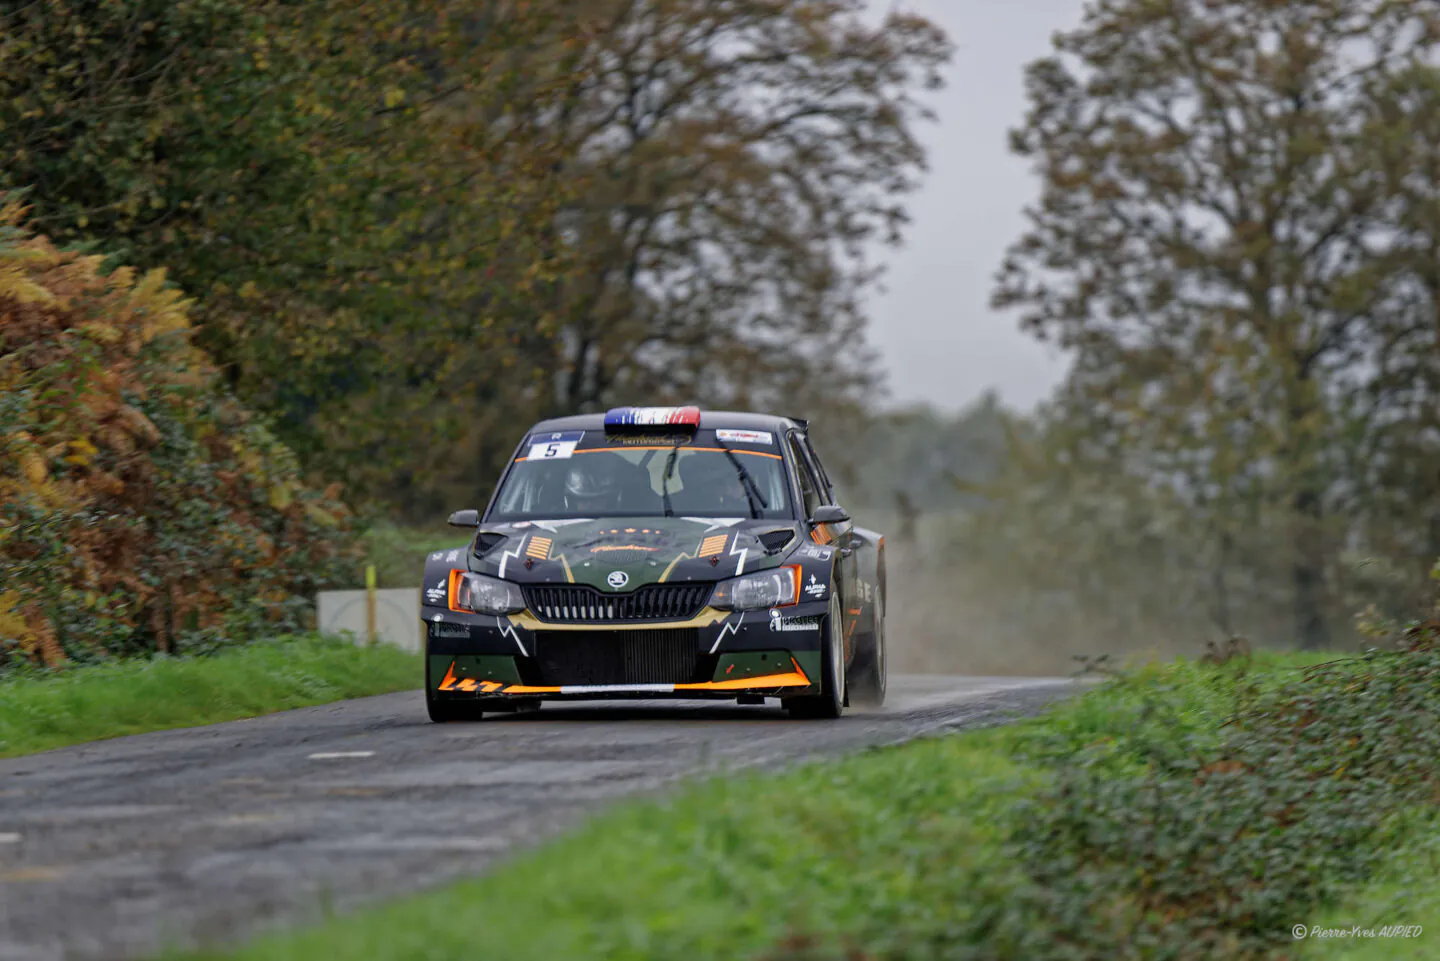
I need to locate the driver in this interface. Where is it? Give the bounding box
[563,458,625,514]
[564,461,622,518]
[567,455,653,515]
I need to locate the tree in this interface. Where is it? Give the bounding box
[536,0,950,419]
[1,1,951,519]
[0,201,356,666]
[995,0,1440,648]
[0,0,581,513]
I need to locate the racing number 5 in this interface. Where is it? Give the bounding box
[540,442,563,458]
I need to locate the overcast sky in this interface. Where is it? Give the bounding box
[865,0,1088,414]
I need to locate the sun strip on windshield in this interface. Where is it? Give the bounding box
[514,446,783,462]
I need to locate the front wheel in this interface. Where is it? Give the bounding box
[426,695,485,723]
[424,654,484,723]
[786,595,846,719]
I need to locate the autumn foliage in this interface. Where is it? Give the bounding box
[0,203,356,668]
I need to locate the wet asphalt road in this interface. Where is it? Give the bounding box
[0,676,1073,961]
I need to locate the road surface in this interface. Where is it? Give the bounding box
[0,676,1073,960]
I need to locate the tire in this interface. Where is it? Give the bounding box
[426,694,485,723]
[850,587,887,707]
[787,594,846,719]
[424,654,484,723]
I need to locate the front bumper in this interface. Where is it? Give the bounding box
[423,604,827,700]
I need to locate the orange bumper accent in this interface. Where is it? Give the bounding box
[459,664,811,696]
[675,670,810,691]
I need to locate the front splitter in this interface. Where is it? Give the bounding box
[435,658,813,698]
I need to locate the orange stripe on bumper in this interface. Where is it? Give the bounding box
[452,665,812,697]
[674,670,810,691]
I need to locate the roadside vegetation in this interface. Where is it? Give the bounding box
[0,206,359,669]
[362,523,469,590]
[0,635,417,759]
[177,638,1440,961]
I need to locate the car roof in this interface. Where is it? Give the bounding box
[526,410,807,435]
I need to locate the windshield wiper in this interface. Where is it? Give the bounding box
[660,443,680,517]
[714,438,767,519]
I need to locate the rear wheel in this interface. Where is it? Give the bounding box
[787,595,846,719]
[850,588,887,707]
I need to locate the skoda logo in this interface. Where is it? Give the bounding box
[606,570,629,589]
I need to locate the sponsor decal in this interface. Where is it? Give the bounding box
[859,580,874,602]
[431,623,471,639]
[794,544,832,561]
[609,433,694,446]
[606,570,630,589]
[769,610,820,632]
[431,614,443,622]
[804,574,827,599]
[424,578,448,604]
[445,549,462,563]
[715,429,774,446]
[526,430,584,461]
[428,550,445,561]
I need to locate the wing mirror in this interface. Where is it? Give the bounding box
[447,509,481,528]
[809,505,850,526]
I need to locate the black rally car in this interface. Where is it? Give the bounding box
[422,406,886,720]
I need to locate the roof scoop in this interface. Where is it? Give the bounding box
[603,406,701,432]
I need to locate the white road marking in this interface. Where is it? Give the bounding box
[0,833,21,844]
[308,752,375,760]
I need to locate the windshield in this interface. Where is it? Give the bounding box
[488,432,794,521]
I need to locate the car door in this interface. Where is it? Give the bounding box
[786,432,860,658]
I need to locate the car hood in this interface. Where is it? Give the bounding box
[471,516,802,590]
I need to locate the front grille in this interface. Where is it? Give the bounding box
[533,629,701,686]
[523,583,710,623]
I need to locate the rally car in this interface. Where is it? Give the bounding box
[422,406,886,721]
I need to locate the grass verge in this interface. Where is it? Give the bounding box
[175,645,1440,960]
[171,652,1312,961]
[1297,806,1440,959]
[0,635,419,758]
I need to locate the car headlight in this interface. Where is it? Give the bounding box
[451,572,525,615]
[709,566,801,611]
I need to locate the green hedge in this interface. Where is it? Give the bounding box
[0,635,417,758]
[0,205,358,669]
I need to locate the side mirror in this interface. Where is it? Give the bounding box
[447,509,481,528]
[810,504,850,526]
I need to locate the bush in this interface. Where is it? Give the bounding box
[0,201,358,668]
[1003,646,1440,959]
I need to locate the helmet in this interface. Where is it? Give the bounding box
[564,459,622,512]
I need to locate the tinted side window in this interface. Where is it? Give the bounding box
[797,434,835,503]
[786,434,823,517]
